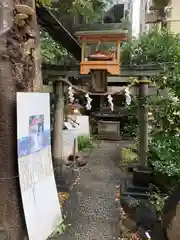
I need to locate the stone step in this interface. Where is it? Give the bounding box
[120,178,149,200]
[125,179,148,194]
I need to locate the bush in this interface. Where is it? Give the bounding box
[122,97,138,139]
[149,134,180,177]
[121,29,180,182]
[77,135,93,151]
[121,147,138,164]
[148,184,168,218]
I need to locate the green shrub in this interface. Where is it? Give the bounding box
[129,141,138,151]
[122,97,138,139]
[77,135,93,151]
[149,134,180,177]
[148,184,168,218]
[121,29,180,183]
[121,148,138,163]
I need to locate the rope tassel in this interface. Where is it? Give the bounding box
[68,86,74,103]
[107,94,114,111]
[85,93,92,110]
[125,87,131,105]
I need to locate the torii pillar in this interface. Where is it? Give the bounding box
[53,80,64,174]
[138,78,149,166]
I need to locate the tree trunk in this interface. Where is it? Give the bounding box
[0,0,42,238]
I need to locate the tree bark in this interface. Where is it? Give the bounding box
[0,0,42,238]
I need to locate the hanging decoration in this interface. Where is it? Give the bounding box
[107,94,114,111]
[85,93,92,110]
[63,78,134,110]
[125,87,131,105]
[62,77,135,97]
[68,86,74,103]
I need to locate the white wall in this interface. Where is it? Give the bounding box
[167,0,180,33]
[132,0,141,37]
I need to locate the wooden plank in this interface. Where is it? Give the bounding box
[107,76,129,82]
[76,29,128,36]
[73,23,125,32]
[76,31,127,41]
[42,69,162,78]
[42,63,173,79]
[42,63,170,71]
[36,6,81,60]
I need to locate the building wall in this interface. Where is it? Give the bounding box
[140,0,154,33]
[127,0,133,36]
[140,0,147,33]
[103,0,134,35]
[139,0,155,34]
[140,0,180,34]
[167,0,180,33]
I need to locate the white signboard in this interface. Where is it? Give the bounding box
[62,115,90,160]
[16,93,62,240]
[76,115,90,137]
[62,129,78,159]
[67,115,90,137]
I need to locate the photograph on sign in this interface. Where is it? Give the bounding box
[28,114,49,153]
[18,114,51,157]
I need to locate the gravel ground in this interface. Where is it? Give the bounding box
[54,141,126,240]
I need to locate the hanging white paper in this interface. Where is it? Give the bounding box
[107,94,114,111]
[125,87,131,105]
[85,93,92,110]
[68,86,74,103]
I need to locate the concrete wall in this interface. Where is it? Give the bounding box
[140,0,148,33]
[167,0,180,33]
[141,0,180,34]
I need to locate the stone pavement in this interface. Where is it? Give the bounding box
[55,141,126,240]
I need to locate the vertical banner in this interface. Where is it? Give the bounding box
[16,93,62,240]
